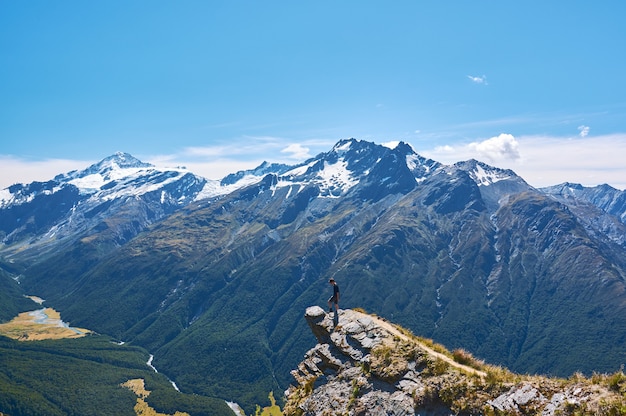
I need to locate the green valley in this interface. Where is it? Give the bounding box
[0,334,233,416]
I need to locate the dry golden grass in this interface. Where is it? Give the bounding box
[361,311,487,378]
[121,379,151,399]
[121,378,190,416]
[0,308,91,341]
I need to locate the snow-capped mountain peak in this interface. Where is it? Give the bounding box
[454,159,520,187]
[0,152,209,256]
[277,139,381,197]
[52,152,157,194]
[192,139,442,201]
[92,151,153,170]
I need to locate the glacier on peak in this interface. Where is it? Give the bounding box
[455,159,520,187]
[85,151,153,171]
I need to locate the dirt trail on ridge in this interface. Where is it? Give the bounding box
[352,309,487,378]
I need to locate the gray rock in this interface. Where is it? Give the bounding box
[488,383,546,412]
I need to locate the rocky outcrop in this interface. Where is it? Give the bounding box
[284,306,420,415]
[283,306,626,416]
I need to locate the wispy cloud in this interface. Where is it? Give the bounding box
[148,136,325,179]
[0,156,95,189]
[281,143,312,160]
[578,125,590,137]
[467,74,488,85]
[510,133,626,189]
[433,144,455,153]
[0,135,336,188]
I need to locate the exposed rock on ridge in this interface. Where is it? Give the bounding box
[284,306,626,416]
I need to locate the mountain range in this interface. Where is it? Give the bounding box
[1,138,625,413]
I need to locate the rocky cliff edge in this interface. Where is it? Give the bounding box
[283,306,626,415]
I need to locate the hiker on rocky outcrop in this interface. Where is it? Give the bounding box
[327,278,340,313]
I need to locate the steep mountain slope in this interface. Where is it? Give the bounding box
[542,182,626,247]
[3,139,626,413]
[0,265,37,321]
[454,159,532,212]
[542,182,626,223]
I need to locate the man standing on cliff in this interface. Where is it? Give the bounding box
[328,278,340,313]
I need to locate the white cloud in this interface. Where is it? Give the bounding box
[180,145,231,158]
[281,143,312,160]
[0,156,95,189]
[468,133,521,162]
[467,74,488,85]
[578,125,590,137]
[433,144,455,153]
[149,136,323,179]
[181,135,288,158]
[419,133,626,190]
[508,134,626,189]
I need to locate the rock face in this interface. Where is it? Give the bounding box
[285,306,420,415]
[283,306,626,416]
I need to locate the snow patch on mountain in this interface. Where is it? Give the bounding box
[472,163,509,186]
[0,189,11,206]
[316,159,358,197]
[282,163,309,178]
[193,138,441,202]
[273,154,359,197]
[195,173,278,201]
[406,154,437,182]
[333,140,354,153]
[456,159,517,187]
[382,140,401,149]
[0,182,68,208]
[67,166,170,195]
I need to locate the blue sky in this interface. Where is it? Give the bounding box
[2,1,626,189]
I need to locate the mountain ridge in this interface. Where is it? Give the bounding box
[284,306,626,415]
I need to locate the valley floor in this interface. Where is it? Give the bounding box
[0,306,91,341]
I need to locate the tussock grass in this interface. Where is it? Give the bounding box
[121,379,190,416]
[452,348,484,369]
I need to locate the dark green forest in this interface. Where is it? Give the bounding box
[0,267,36,322]
[0,335,232,416]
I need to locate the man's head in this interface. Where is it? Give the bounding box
[329,278,335,284]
